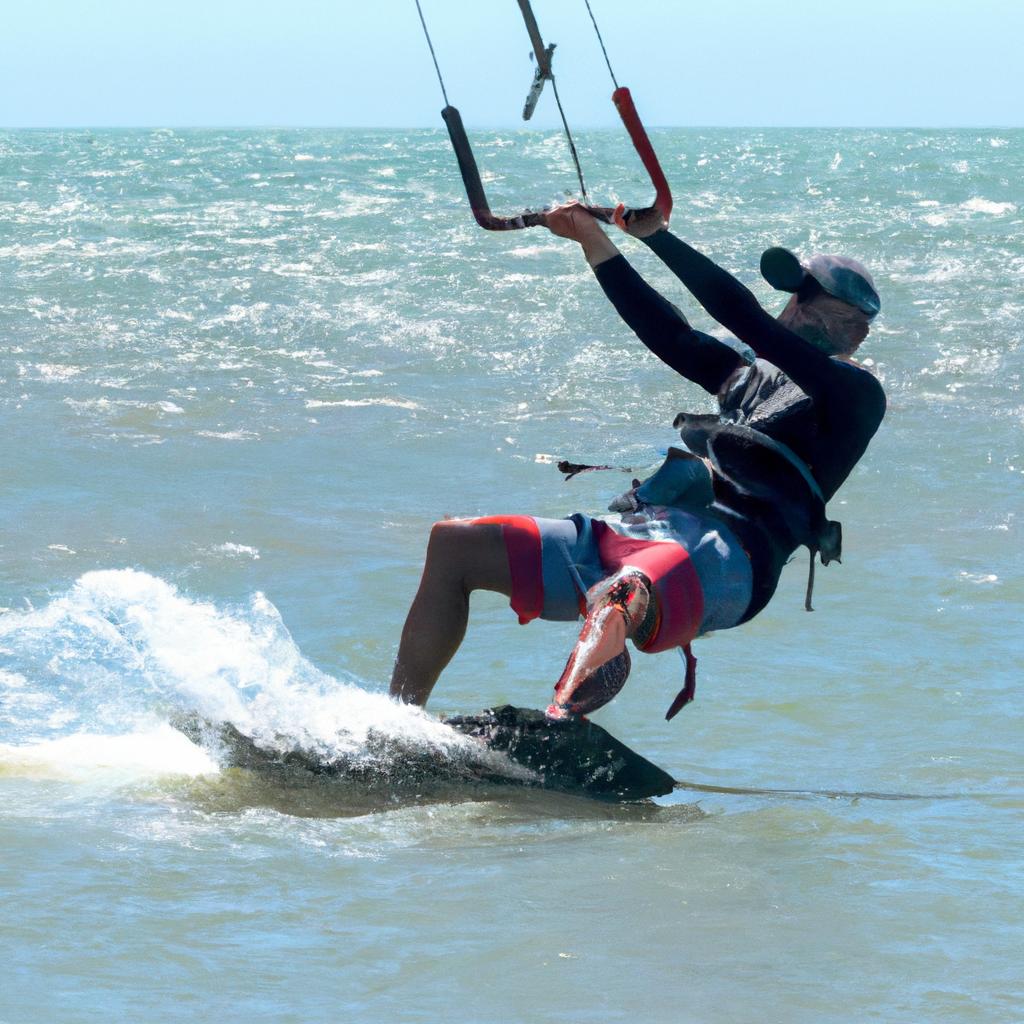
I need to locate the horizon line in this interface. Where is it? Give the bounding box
[2,123,1022,133]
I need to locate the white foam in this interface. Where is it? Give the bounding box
[62,397,184,418]
[509,246,550,258]
[496,273,540,286]
[0,725,218,782]
[304,398,420,410]
[213,543,260,560]
[35,363,82,382]
[961,198,1017,216]
[195,430,260,441]
[224,236,283,249]
[958,572,999,585]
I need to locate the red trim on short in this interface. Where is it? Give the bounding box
[473,515,543,624]
[592,521,704,653]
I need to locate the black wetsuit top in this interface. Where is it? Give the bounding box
[592,230,886,621]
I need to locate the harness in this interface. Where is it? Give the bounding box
[675,415,843,613]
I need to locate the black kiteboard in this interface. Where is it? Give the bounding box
[444,705,674,800]
[172,705,673,802]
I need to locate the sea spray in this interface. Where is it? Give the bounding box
[0,570,494,782]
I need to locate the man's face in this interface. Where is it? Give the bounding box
[779,292,870,356]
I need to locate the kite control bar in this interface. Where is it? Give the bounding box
[417,0,673,231]
[441,92,671,231]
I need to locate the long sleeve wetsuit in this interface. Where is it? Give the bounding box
[592,230,886,620]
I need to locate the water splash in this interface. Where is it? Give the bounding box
[0,570,492,785]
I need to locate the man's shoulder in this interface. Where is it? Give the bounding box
[838,359,887,419]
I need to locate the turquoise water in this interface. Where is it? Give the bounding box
[1,127,1022,1022]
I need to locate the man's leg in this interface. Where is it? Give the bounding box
[390,520,512,707]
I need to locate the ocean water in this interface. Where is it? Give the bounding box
[0,127,1021,1023]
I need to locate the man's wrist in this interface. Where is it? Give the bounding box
[640,227,672,247]
[581,232,619,268]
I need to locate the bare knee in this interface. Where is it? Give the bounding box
[424,519,511,596]
[426,518,467,555]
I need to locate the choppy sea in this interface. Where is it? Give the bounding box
[1,127,1022,1023]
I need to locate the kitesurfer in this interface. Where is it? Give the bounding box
[390,203,885,720]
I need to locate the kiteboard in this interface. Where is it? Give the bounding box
[173,705,674,802]
[445,705,674,800]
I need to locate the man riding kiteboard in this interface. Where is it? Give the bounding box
[390,203,885,722]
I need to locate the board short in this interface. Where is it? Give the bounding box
[471,509,753,652]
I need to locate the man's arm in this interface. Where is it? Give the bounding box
[544,205,744,396]
[593,255,745,395]
[642,229,847,404]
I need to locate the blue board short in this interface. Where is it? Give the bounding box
[471,507,753,642]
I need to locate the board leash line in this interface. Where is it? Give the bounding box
[673,780,974,802]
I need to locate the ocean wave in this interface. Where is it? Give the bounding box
[194,429,261,441]
[960,197,1017,216]
[63,397,184,418]
[211,543,261,559]
[304,397,420,410]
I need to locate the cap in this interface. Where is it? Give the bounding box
[760,246,881,320]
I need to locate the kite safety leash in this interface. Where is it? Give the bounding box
[413,0,673,230]
[515,0,590,202]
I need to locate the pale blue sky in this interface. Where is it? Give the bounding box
[3,0,1022,128]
